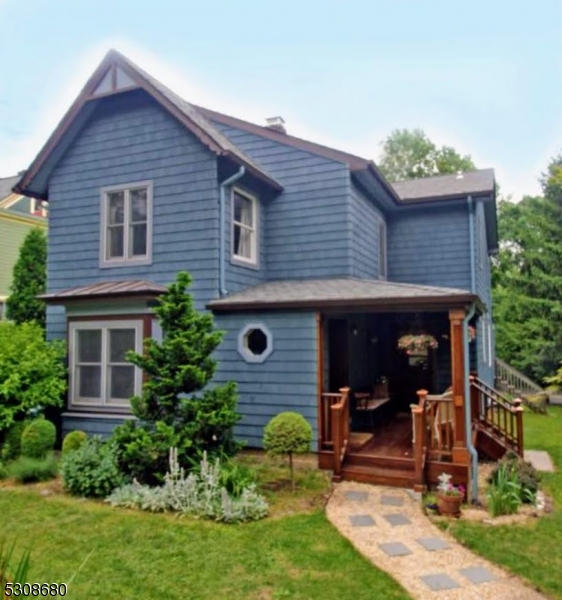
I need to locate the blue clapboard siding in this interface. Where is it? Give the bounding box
[213,311,318,448]
[387,204,471,290]
[210,122,352,280]
[47,89,219,334]
[61,414,132,439]
[349,182,385,279]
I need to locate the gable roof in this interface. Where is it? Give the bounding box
[39,279,167,303]
[207,277,480,312]
[391,169,495,202]
[15,51,282,200]
[0,175,20,201]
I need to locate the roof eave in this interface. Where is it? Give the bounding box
[39,290,165,304]
[207,293,482,313]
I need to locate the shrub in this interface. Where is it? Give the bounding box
[524,392,548,414]
[488,450,540,502]
[8,455,58,484]
[0,463,7,480]
[0,321,66,431]
[0,421,29,461]
[263,412,312,491]
[62,431,87,455]
[60,437,125,498]
[219,460,258,498]
[486,463,524,517]
[107,449,268,523]
[21,419,56,459]
[110,272,241,484]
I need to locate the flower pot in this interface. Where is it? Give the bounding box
[437,492,462,518]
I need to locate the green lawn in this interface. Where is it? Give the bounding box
[0,461,410,600]
[446,406,562,599]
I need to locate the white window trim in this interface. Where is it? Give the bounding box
[237,323,273,363]
[99,181,153,268]
[482,318,487,365]
[379,220,387,279]
[231,187,258,268]
[488,320,493,368]
[69,319,143,410]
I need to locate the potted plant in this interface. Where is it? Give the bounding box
[436,472,464,517]
[397,334,438,354]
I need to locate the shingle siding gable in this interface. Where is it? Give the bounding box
[46,90,220,345]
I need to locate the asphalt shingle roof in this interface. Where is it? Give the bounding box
[391,169,495,201]
[208,278,476,311]
[0,175,20,200]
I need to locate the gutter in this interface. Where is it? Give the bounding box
[465,193,479,502]
[219,167,245,296]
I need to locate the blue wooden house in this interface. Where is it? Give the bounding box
[15,51,521,492]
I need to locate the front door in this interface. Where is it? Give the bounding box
[329,319,349,391]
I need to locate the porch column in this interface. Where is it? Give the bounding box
[449,308,469,464]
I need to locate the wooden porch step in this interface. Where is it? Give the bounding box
[473,424,515,460]
[346,453,415,471]
[340,464,414,488]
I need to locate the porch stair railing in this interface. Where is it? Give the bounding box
[495,358,544,398]
[411,395,429,491]
[470,375,524,457]
[319,387,351,481]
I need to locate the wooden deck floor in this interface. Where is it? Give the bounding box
[351,413,413,458]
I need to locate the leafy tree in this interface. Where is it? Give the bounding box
[6,228,47,328]
[263,412,312,491]
[492,153,562,381]
[111,272,240,484]
[378,128,475,181]
[0,322,66,432]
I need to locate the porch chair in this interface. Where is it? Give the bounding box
[430,388,454,450]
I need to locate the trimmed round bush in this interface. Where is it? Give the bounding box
[21,419,56,459]
[263,412,312,490]
[62,430,88,455]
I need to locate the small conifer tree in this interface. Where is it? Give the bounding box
[111,272,240,483]
[6,228,47,328]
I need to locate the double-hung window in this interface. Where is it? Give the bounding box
[69,320,143,410]
[232,188,257,265]
[100,182,152,267]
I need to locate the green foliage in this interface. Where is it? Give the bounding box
[0,462,7,480]
[8,455,58,484]
[524,392,549,414]
[378,128,475,182]
[0,540,31,588]
[61,430,88,455]
[60,437,125,498]
[493,153,562,382]
[218,460,258,498]
[263,412,312,490]
[486,463,524,517]
[111,272,240,484]
[20,419,56,459]
[488,450,540,502]
[1,420,29,461]
[6,228,47,328]
[107,450,268,523]
[0,322,66,431]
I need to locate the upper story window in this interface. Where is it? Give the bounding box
[232,188,258,266]
[100,181,152,268]
[378,220,387,279]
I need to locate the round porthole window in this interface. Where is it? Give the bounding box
[238,323,273,363]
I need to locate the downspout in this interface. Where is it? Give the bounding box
[465,194,478,502]
[219,167,245,296]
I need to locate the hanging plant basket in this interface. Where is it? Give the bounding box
[468,325,476,342]
[397,334,438,354]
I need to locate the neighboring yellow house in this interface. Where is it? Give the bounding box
[0,174,48,319]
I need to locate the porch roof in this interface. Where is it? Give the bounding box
[39,279,167,303]
[207,278,480,312]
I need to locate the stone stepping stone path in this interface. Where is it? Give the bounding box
[327,482,548,599]
[524,450,555,472]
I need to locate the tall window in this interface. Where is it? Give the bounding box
[69,320,143,409]
[100,182,152,267]
[232,188,257,265]
[379,220,387,279]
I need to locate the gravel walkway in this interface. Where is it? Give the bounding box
[327,482,548,599]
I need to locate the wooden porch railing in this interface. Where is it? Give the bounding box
[470,375,524,456]
[415,389,454,461]
[319,387,350,480]
[411,393,429,490]
[495,357,544,397]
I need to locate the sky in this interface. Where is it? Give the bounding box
[2,0,562,200]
